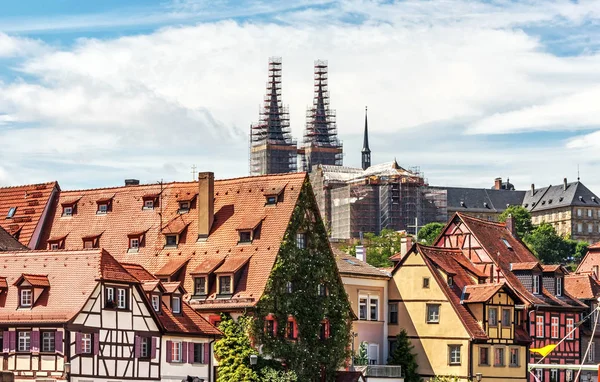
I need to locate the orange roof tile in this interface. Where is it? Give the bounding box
[214,255,252,274]
[155,258,189,277]
[158,301,221,336]
[161,216,190,235]
[15,274,50,287]
[61,196,82,206]
[0,277,7,289]
[40,172,308,310]
[190,256,225,275]
[236,215,265,231]
[82,232,103,241]
[263,182,287,196]
[461,284,504,303]
[162,281,184,294]
[0,182,58,249]
[142,280,163,293]
[510,262,541,271]
[122,263,156,281]
[565,274,600,300]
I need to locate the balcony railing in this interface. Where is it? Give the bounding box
[355,365,403,378]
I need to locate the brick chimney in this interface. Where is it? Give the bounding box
[505,214,517,237]
[494,177,502,190]
[563,178,568,191]
[197,172,214,241]
[530,184,535,196]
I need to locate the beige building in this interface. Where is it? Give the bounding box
[523,179,600,243]
[335,249,391,365]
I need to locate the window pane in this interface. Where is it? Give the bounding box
[370,298,378,321]
[359,297,367,320]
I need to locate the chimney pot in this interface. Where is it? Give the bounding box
[563,178,568,190]
[530,184,535,196]
[125,179,140,186]
[505,214,517,237]
[197,172,215,241]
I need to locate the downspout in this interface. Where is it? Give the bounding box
[468,340,473,381]
[208,336,216,382]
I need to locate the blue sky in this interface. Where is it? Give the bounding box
[1,0,600,192]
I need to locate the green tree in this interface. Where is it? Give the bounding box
[428,377,460,382]
[388,330,421,382]
[417,222,445,245]
[354,341,368,366]
[213,315,260,382]
[260,368,298,382]
[363,228,406,267]
[498,206,534,238]
[523,223,571,264]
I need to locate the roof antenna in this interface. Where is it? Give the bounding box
[578,164,580,182]
[191,164,197,181]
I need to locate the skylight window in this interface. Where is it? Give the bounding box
[6,207,16,219]
[344,259,358,266]
[502,238,512,249]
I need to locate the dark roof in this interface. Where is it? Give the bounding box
[333,248,390,279]
[0,225,26,251]
[429,186,525,213]
[522,181,600,212]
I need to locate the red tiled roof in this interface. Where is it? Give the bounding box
[542,264,565,273]
[461,284,504,303]
[0,249,119,323]
[448,213,586,310]
[510,262,541,271]
[158,301,221,336]
[100,250,139,283]
[214,255,252,274]
[0,277,7,289]
[15,274,50,287]
[61,196,81,206]
[122,263,156,281]
[40,172,308,310]
[82,232,103,241]
[565,274,600,300]
[0,182,58,249]
[190,256,226,275]
[333,248,390,279]
[162,281,184,294]
[576,244,600,274]
[154,258,189,277]
[263,182,287,196]
[142,280,162,293]
[236,215,265,231]
[96,194,115,204]
[161,216,190,235]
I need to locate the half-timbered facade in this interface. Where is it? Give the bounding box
[434,213,587,382]
[0,249,219,382]
[389,244,530,381]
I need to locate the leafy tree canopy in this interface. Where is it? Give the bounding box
[363,228,406,267]
[417,222,445,245]
[388,329,421,382]
[213,315,260,382]
[523,223,571,264]
[498,205,534,238]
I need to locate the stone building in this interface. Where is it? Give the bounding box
[522,179,600,243]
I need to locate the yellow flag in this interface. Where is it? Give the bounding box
[530,344,557,357]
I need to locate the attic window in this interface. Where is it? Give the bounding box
[20,288,32,308]
[129,238,139,250]
[172,296,181,314]
[344,259,358,266]
[178,201,190,213]
[6,207,16,219]
[483,202,488,208]
[97,203,109,214]
[239,231,252,243]
[447,276,454,286]
[502,239,512,249]
[63,206,73,216]
[579,196,584,201]
[266,196,277,205]
[165,235,178,248]
[144,200,154,209]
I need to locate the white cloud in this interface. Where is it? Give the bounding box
[0,33,46,57]
[1,1,600,191]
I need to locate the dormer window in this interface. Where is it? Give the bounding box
[219,275,232,295]
[96,195,113,214]
[557,277,563,297]
[6,207,16,219]
[266,196,277,205]
[47,235,66,250]
[172,296,181,314]
[130,238,139,249]
[82,234,101,249]
[448,276,454,286]
[20,289,32,308]
[194,277,207,295]
[50,243,59,250]
[533,275,540,294]
[165,235,178,247]
[236,215,265,244]
[144,200,154,209]
[63,206,73,216]
[263,184,286,205]
[178,201,190,213]
[239,231,252,243]
[127,231,146,252]
[151,294,160,312]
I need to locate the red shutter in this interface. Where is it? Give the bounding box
[9,331,15,351]
[325,320,330,338]
[75,332,82,355]
[273,319,278,336]
[151,337,157,359]
[182,342,188,363]
[188,342,195,363]
[31,331,40,352]
[203,343,210,364]
[134,335,141,358]
[55,331,63,353]
[166,340,172,362]
[293,319,299,339]
[2,331,9,353]
[93,333,100,356]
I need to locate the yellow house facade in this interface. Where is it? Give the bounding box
[389,244,530,381]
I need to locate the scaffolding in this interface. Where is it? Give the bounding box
[299,60,343,172]
[250,57,297,175]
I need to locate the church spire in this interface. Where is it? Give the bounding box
[361,106,371,170]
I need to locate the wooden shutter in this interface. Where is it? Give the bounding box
[182,342,188,363]
[93,333,100,356]
[31,331,40,352]
[75,332,82,355]
[55,331,63,353]
[188,342,194,363]
[203,343,210,364]
[166,340,172,362]
[9,331,15,352]
[134,335,141,358]
[151,337,157,359]
[293,319,299,339]
[2,331,9,353]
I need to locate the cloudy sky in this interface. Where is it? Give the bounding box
[0,0,599,191]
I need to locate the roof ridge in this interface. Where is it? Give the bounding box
[0,248,103,256]
[62,183,167,193]
[0,181,57,190]
[457,212,506,227]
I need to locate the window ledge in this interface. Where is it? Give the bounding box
[164,245,178,249]
[127,248,139,253]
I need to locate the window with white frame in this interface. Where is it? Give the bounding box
[535,369,543,381]
[536,315,544,338]
[42,331,55,352]
[144,200,154,209]
[129,237,140,249]
[105,287,115,306]
[63,206,73,216]
[296,233,306,249]
[20,289,32,308]
[448,345,461,365]
[172,296,181,313]
[370,297,379,321]
[550,368,558,381]
[578,209,583,217]
[589,224,594,233]
[358,294,379,321]
[151,295,160,312]
[533,275,540,294]
[98,203,108,213]
[556,278,562,297]
[117,288,127,309]
[589,209,593,217]
[359,296,368,320]
[551,317,559,339]
[81,333,92,354]
[140,337,150,358]
[567,318,575,339]
[18,331,30,352]
[589,342,595,362]
[172,341,182,362]
[427,304,440,323]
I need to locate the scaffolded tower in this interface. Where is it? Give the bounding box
[250,57,297,176]
[299,60,343,172]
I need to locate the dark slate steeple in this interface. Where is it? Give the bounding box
[361,106,371,170]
